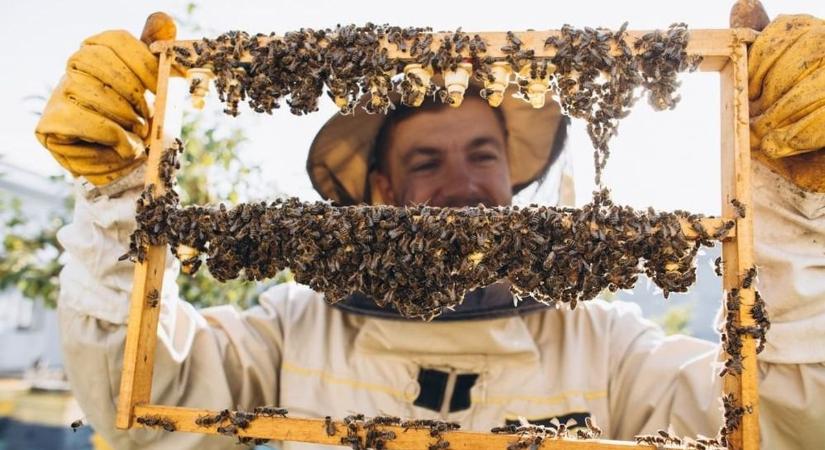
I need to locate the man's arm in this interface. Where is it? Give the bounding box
[609,10,825,446]
[31,19,289,448]
[606,300,825,448]
[609,160,825,447]
[608,157,825,448]
[57,178,286,449]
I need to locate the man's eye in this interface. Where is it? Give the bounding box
[411,161,439,173]
[472,152,499,163]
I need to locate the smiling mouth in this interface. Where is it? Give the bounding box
[423,196,500,208]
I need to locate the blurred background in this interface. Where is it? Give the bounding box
[1,0,823,449]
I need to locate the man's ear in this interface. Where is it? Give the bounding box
[369,171,396,205]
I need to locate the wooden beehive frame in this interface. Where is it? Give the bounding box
[115,27,760,449]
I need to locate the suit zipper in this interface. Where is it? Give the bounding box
[439,369,458,418]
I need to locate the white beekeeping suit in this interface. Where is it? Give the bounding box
[56,159,825,450]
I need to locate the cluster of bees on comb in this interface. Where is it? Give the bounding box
[716,267,769,448]
[172,22,699,184]
[124,142,734,320]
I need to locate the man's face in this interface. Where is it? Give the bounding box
[372,97,513,207]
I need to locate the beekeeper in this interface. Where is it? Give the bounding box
[34,10,825,450]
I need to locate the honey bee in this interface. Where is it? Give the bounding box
[695,434,721,448]
[491,424,518,434]
[146,289,159,308]
[730,198,746,218]
[742,266,757,289]
[194,413,222,427]
[585,416,602,438]
[253,406,288,417]
[428,440,450,450]
[714,257,723,277]
[551,417,576,439]
[188,77,202,95]
[70,418,84,432]
[370,415,401,426]
[230,415,251,429]
[216,424,237,436]
[340,435,362,449]
[324,416,337,436]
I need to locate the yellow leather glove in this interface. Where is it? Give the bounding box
[745,13,825,192]
[34,13,175,186]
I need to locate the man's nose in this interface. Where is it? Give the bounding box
[438,160,484,206]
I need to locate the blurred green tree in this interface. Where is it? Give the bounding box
[0,187,68,309]
[653,304,693,335]
[598,287,692,335]
[0,111,283,310]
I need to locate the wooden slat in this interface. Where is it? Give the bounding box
[134,405,663,449]
[115,51,174,429]
[719,41,759,450]
[151,28,756,72]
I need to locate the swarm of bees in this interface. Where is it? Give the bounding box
[719,271,769,375]
[396,419,458,450]
[546,23,699,184]
[716,267,769,447]
[497,417,594,450]
[120,139,184,263]
[635,429,724,449]
[718,394,752,448]
[335,414,406,450]
[193,407,286,445]
[173,23,697,185]
[124,146,735,319]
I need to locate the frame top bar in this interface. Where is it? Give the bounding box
[151,28,757,72]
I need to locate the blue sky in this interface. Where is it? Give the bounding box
[2,0,823,211]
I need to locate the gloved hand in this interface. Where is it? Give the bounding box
[34,12,176,186]
[734,3,825,192]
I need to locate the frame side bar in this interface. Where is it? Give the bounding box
[115,51,174,429]
[720,41,760,450]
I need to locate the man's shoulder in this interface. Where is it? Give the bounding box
[260,281,318,301]
[259,282,325,312]
[533,298,645,321]
[258,282,354,328]
[526,298,652,338]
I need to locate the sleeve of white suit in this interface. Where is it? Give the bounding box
[606,304,825,448]
[608,162,825,448]
[56,171,287,450]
